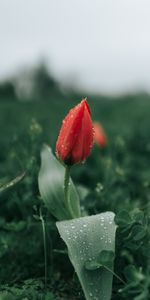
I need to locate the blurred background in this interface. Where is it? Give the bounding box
[1,0,150,183]
[1,0,150,97]
[1,2,150,299]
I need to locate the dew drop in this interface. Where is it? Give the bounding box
[83,224,87,228]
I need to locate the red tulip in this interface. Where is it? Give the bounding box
[56,99,94,165]
[93,122,107,147]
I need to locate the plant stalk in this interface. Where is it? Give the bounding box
[64,166,74,218]
[40,209,47,288]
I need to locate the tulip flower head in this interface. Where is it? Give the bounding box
[93,122,107,148]
[56,99,94,165]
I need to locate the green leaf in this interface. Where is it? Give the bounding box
[134,290,149,300]
[119,281,143,296]
[77,184,90,201]
[38,144,80,220]
[97,250,115,269]
[115,210,132,227]
[56,212,116,300]
[45,292,56,300]
[132,225,146,241]
[132,210,144,224]
[0,291,17,300]
[85,260,101,271]
[0,172,26,195]
[123,265,145,283]
[85,250,115,271]
[125,241,141,251]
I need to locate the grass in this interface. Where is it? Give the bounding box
[0,94,150,299]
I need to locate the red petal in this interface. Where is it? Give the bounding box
[71,103,93,163]
[93,122,107,147]
[56,99,94,164]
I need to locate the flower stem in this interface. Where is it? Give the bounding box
[39,208,47,289]
[64,166,74,218]
[104,266,125,284]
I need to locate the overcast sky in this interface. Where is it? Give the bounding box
[0,0,150,94]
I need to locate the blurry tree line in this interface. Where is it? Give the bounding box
[1,64,149,103]
[0,64,63,102]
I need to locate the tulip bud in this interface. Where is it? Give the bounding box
[93,122,107,148]
[56,99,94,165]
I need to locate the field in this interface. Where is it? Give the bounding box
[0,94,150,299]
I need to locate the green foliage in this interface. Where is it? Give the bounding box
[113,209,150,299]
[0,172,26,195]
[0,280,63,300]
[57,212,116,300]
[98,250,115,269]
[38,144,80,220]
[85,250,115,272]
[0,95,150,299]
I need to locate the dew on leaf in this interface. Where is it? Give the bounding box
[83,224,87,227]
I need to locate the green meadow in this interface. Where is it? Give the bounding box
[0,93,150,299]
